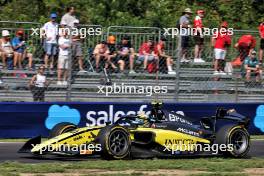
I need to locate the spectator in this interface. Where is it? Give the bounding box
[42,13,58,72]
[60,6,77,28]
[57,29,70,85]
[0,30,14,69]
[193,10,205,63]
[72,20,86,72]
[259,21,264,63]
[233,34,256,67]
[211,21,231,75]
[179,8,193,63]
[24,40,35,70]
[29,65,48,102]
[243,50,262,82]
[93,41,110,72]
[106,35,118,72]
[138,37,158,73]
[154,36,176,74]
[12,30,26,69]
[117,36,136,74]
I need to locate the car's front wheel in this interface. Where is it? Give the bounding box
[49,122,77,138]
[97,125,131,159]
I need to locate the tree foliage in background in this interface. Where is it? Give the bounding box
[0,0,263,29]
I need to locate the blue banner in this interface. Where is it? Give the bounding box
[0,102,264,138]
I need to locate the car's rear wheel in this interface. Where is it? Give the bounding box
[49,122,77,138]
[215,125,250,158]
[97,125,131,159]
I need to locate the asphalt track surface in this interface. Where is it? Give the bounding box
[0,140,264,163]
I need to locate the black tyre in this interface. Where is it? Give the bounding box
[215,125,250,158]
[97,125,131,159]
[49,122,77,138]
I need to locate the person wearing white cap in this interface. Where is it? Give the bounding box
[0,30,14,69]
[179,8,193,63]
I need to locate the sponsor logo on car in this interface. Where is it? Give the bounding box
[168,113,192,125]
[177,127,200,136]
[73,135,83,141]
[165,139,195,145]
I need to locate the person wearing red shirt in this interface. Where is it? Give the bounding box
[211,21,231,75]
[154,37,176,75]
[259,21,264,62]
[193,10,205,63]
[233,34,256,67]
[138,38,157,72]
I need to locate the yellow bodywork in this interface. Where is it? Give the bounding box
[131,128,210,151]
[31,126,102,154]
[32,126,210,154]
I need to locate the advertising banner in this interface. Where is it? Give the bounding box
[0,102,263,138]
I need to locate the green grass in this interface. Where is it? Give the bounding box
[0,158,264,176]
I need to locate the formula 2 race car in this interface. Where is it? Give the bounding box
[19,102,251,159]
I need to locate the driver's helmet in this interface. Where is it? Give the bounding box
[151,101,165,120]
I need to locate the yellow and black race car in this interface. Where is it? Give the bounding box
[19,102,250,159]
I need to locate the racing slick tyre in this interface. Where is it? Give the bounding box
[215,124,250,158]
[49,122,77,138]
[97,125,131,159]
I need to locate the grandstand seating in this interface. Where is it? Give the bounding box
[0,60,263,102]
[0,23,262,102]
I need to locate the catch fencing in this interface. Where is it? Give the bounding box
[0,21,263,102]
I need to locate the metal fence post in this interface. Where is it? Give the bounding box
[174,34,181,101]
[66,26,73,101]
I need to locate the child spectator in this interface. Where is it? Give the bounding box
[116,36,136,74]
[211,21,231,75]
[154,36,176,74]
[193,10,205,63]
[93,41,110,72]
[24,40,35,70]
[0,30,14,69]
[259,21,264,63]
[106,35,118,72]
[57,30,71,85]
[12,30,26,69]
[233,34,256,67]
[42,13,58,72]
[242,50,262,82]
[29,65,48,101]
